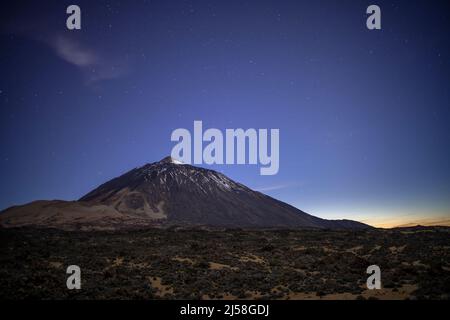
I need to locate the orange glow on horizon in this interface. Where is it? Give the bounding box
[361,217,450,229]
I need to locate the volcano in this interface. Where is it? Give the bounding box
[0,156,370,230]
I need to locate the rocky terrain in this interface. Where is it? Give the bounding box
[1,157,445,300]
[1,226,448,300]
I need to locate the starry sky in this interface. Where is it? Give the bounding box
[1,0,449,227]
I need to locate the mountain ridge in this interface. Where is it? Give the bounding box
[0,156,371,230]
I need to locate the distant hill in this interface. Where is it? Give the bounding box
[394,219,450,228]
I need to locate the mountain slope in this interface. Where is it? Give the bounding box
[0,156,371,230]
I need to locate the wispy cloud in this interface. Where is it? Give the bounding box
[48,35,129,86]
[2,7,129,87]
[52,36,98,67]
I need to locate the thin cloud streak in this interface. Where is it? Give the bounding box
[254,182,302,192]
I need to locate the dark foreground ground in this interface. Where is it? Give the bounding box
[0,226,449,300]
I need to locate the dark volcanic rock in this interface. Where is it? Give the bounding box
[0,156,370,230]
[79,156,369,229]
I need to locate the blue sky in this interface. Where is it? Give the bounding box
[1,0,449,227]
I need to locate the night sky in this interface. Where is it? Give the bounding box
[1,0,449,227]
